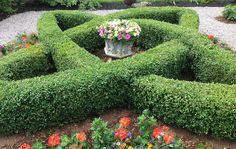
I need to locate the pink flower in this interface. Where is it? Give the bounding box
[125,34,131,41]
[99,28,107,37]
[118,34,123,40]
[0,44,4,49]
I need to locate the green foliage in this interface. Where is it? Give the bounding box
[134,110,156,147]
[31,142,46,149]
[0,0,24,14]
[90,118,115,148]
[2,7,236,142]
[0,45,51,80]
[132,75,236,139]
[37,11,102,71]
[40,0,79,7]
[79,0,101,10]
[223,5,236,21]
[0,40,188,135]
[40,0,102,9]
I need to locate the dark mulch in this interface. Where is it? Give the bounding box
[215,16,236,24]
[92,47,144,62]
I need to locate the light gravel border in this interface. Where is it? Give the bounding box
[0,7,235,51]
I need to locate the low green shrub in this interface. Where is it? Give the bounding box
[40,0,102,10]
[0,0,24,14]
[0,45,51,81]
[79,0,102,10]
[132,75,236,139]
[40,0,79,7]
[223,4,236,21]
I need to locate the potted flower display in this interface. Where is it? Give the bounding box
[98,19,141,58]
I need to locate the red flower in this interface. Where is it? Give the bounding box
[208,34,214,40]
[161,125,169,131]
[163,133,175,144]
[119,117,131,127]
[114,127,128,140]
[19,143,30,149]
[69,145,82,149]
[76,132,87,142]
[152,128,163,138]
[48,133,61,147]
[21,37,27,42]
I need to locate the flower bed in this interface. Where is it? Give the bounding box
[19,110,183,149]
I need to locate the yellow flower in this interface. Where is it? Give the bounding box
[119,143,126,149]
[148,143,153,149]
[128,146,134,149]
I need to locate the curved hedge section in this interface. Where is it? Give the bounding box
[0,45,51,81]
[1,7,236,140]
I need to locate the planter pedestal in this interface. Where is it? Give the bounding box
[104,40,134,58]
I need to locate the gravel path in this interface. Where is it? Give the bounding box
[0,8,235,51]
[0,11,44,44]
[190,7,236,51]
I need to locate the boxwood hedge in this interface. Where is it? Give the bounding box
[1,7,236,140]
[37,11,102,71]
[0,40,188,134]
[132,75,236,139]
[0,45,50,81]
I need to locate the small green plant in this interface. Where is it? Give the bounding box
[223,5,236,21]
[90,118,115,148]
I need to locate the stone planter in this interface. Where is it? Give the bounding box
[104,40,134,58]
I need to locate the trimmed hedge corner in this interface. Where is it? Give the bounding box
[37,11,102,71]
[0,45,51,81]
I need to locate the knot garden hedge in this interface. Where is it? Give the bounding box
[1,7,236,140]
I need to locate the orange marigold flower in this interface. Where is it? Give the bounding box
[78,146,83,149]
[76,132,87,142]
[24,44,31,48]
[115,127,128,140]
[119,117,131,127]
[21,37,27,42]
[208,34,214,40]
[152,128,163,138]
[19,143,30,149]
[163,133,175,144]
[48,133,60,147]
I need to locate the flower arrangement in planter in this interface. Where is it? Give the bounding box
[98,19,141,58]
[19,110,183,149]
